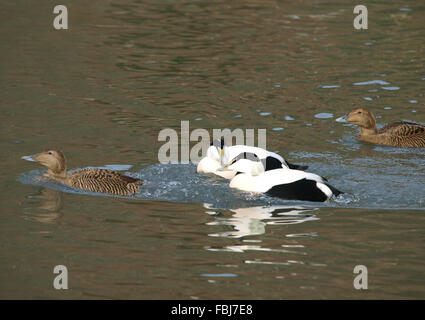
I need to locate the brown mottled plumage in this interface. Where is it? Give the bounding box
[22,150,142,196]
[344,108,425,148]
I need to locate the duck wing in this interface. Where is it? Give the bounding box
[261,170,341,202]
[379,121,425,137]
[68,168,142,196]
[256,168,325,191]
[378,121,425,147]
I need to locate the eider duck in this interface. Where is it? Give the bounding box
[197,139,235,179]
[342,107,425,148]
[223,152,342,202]
[197,139,307,179]
[22,150,142,196]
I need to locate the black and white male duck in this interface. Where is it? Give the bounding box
[197,139,307,179]
[222,152,342,202]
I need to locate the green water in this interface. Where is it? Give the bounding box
[1,0,424,299]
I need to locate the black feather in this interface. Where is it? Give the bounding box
[285,161,309,170]
[266,178,329,202]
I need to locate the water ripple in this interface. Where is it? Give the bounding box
[354,80,390,86]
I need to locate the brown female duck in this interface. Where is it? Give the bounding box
[22,150,142,196]
[343,108,425,148]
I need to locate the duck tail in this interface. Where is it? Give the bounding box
[325,183,343,197]
[285,161,309,171]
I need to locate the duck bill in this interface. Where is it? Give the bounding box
[219,149,225,165]
[335,113,348,123]
[218,161,232,172]
[21,154,39,162]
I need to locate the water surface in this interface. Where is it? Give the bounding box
[1,0,424,299]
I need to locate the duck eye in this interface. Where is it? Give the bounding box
[357,111,362,114]
[48,151,53,155]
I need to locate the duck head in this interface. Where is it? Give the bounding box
[222,152,265,176]
[207,138,226,162]
[345,107,377,131]
[22,149,67,177]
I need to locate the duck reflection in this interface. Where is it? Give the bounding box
[22,188,64,224]
[204,204,318,238]
[203,204,325,268]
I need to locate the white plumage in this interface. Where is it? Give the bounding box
[197,143,236,179]
[225,155,341,202]
[197,139,306,179]
[222,145,285,168]
[197,155,236,179]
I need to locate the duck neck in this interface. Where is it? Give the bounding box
[358,114,378,136]
[359,127,378,136]
[47,168,68,182]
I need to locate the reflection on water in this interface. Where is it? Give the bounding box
[21,189,63,225]
[204,203,318,238]
[204,204,330,269]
